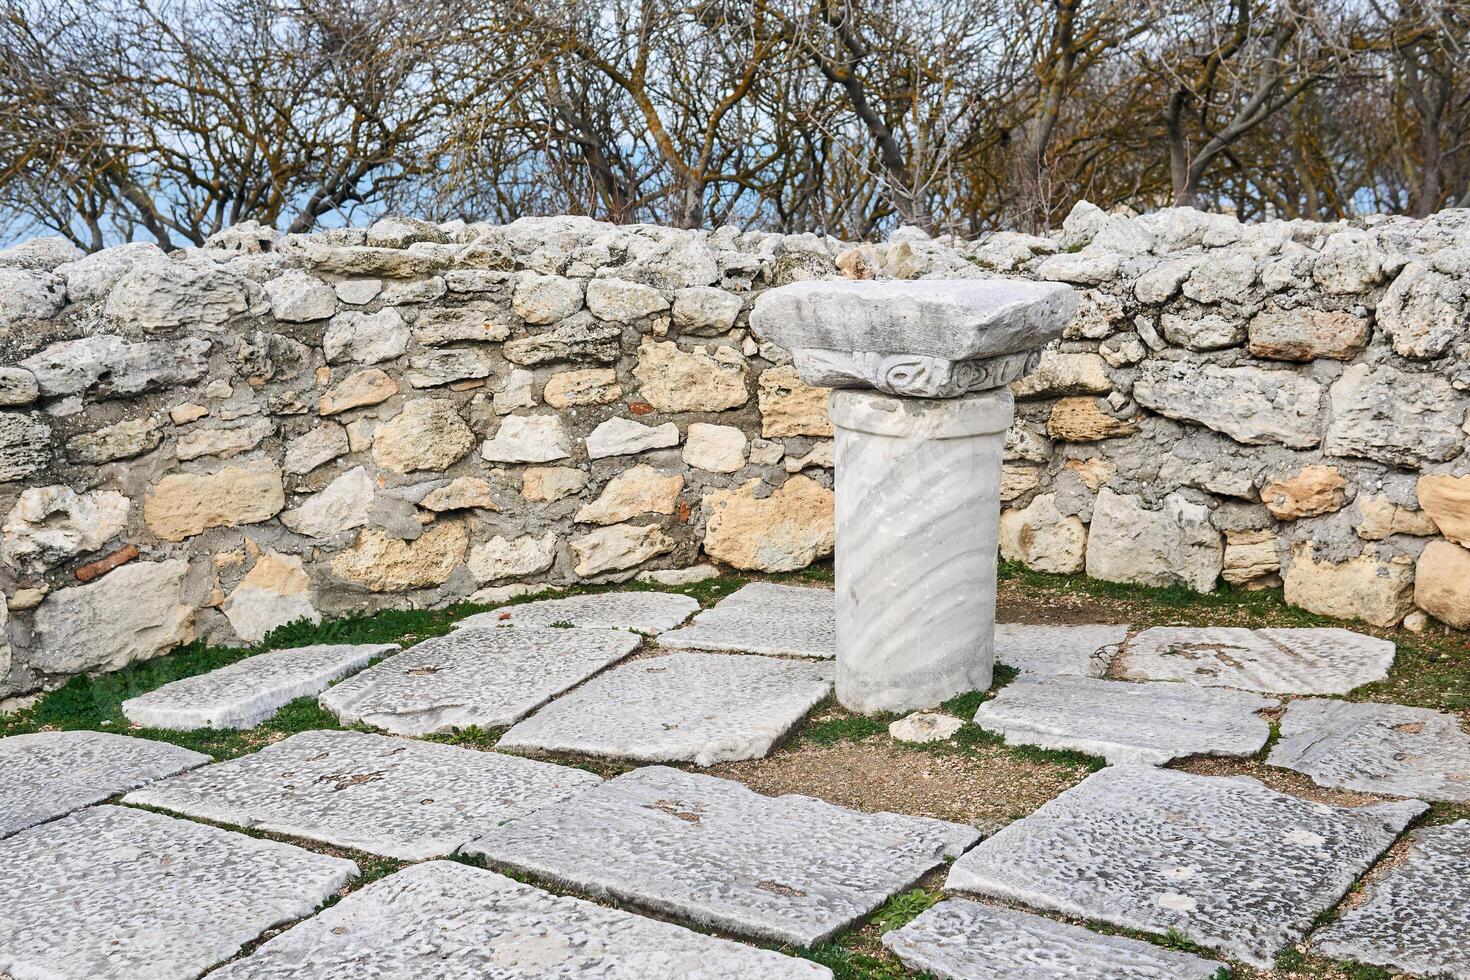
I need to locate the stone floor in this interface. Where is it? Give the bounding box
[3,582,1467,979]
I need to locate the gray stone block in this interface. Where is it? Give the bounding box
[884,898,1226,979]
[0,731,210,838]
[121,642,397,731]
[212,860,834,979]
[659,582,835,658]
[455,591,700,634]
[974,675,1278,765]
[125,729,602,860]
[1116,626,1395,694]
[498,652,834,766]
[1310,820,1470,978]
[465,765,981,946]
[1268,698,1470,801]
[994,624,1129,680]
[946,765,1425,968]
[319,627,642,735]
[0,805,356,979]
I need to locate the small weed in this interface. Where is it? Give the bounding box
[1275,947,1308,971]
[870,888,941,934]
[1159,927,1211,956]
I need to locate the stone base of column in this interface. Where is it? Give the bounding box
[830,387,1014,714]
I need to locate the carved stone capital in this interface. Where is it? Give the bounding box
[792,348,1041,398]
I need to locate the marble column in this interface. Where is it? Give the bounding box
[830,388,1012,713]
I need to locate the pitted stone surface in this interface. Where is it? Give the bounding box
[1310,820,1470,978]
[658,582,836,658]
[0,805,356,980]
[945,765,1425,968]
[214,860,833,979]
[125,729,602,860]
[121,643,397,730]
[884,899,1225,979]
[319,627,642,734]
[995,624,1130,679]
[1268,699,1470,801]
[0,731,210,838]
[455,590,699,634]
[465,765,981,946]
[1115,626,1395,694]
[973,675,1278,765]
[497,652,834,766]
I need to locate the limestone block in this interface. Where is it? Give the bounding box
[31,559,194,673]
[1247,308,1370,361]
[104,260,266,332]
[1133,360,1322,448]
[282,422,348,474]
[65,416,161,463]
[521,465,588,501]
[1046,396,1138,442]
[419,476,498,512]
[575,464,683,525]
[319,367,399,415]
[1181,251,1257,303]
[263,269,335,322]
[1376,261,1464,359]
[1417,473,1470,547]
[293,241,452,277]
[1,486,129,571]
[144,460,285,541]
[673,285,742,334]
[458,592,699,634]
[758,365,832,437]
[586,277,669,322]
[702,476,834,572]
[1117,625,1395,695]
[1355,494,1439,540]
[1284,543,1414,627]
[570,522,676,576]
[0,412,48,482]
[372,399,473,473]
[999,492,1086,573]
[466,531,558,583]
[222,551,319,642]
[411,303,510,345]
[404,346,495,387]
[633,338,749,412]
[366,214,448,247]
[1011,351,1111,399]
[20,335,211,400]
[683,422,748,472]
[585,416,679,458]
[0,235,80,270]
[543,367,621,408]
[323,308,409,365]
[0,367,38,406]
[481,413,572,463]
[1312,229,1384,293]
[1223,529,1280,585]
[55,241,166,303]
[512,273,584,323]
[1085,489,1222,593]
[175,417,273,462]
[492,367,536,413]
[503,315,621,365]
[1262,464,1347,520]
[1414,539,1470,628]
[330,521,467,592]
[280,466,374,538]
[1159,311,1245,351]
[1324,363,1465,467]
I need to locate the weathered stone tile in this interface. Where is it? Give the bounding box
[455,590,699,635]
[121,643,398,731]
[994,623,1129,680]
[974,675,1277,765]
[0,805,356,980]
[498,652,833,766]
[319,627,641,735]
[212,860,833,979]
[1268,699,1470,802]
[465,765,980,946]
[946,765,1425,968]
[659,582,835,658]
[0,731,209,838]
[884,898,1225,979]
[1310,820,1470,978]
[1115,626,1394,694]
[125,729,601,860]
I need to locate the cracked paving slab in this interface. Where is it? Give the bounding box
[994,624,1130,680]
[0,804,356,980]
[211,860,834,979]
[0,730,210,838]
[121,642,398,731]
[124,729,603,860]
[1114,626,1395,695]
[319,627,642,735]
[497,651,834,766]
[658,582,836,658]
[455,591,700,634]
[945,765,1426,969]
[464,765,981,947]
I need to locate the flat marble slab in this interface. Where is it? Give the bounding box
[497,652,834,766]
[121,643,398,730]
[659,582,836,658]
[973,675,1278,765]
[883,898,1226,979]
[0,804,356,980]
[319,627,642,734]
[1268,698,1470,802]
[1115,626,1395,695]
[1310,820,1470,979]
[212,860,833,979]
[125,729,603,860]
[945,765,1425,969]
[994,624,1129,680]
[455,591,700,634]
[464,765,981,947]
[0,730,210,838]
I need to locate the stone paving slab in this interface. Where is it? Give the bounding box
[1310,820,1470,979]
[945,765,1426,969]
[973,675,1278,765]
[658,582,836,658]
[455,591,700,634]
[124,729,603,860]
[883,898,1226,979]
[213,860,833,979]
[319,627,642,734]
[1115,626,1395,694]
[121,642,398,731]
[464,765,981,946]
[0,730,210,838]
[0,804,356,980]
[1268,698,1470,802]
[994,624,1130,680]
[498,652,834,766]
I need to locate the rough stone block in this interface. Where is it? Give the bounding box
[660,582,836,658]
[1115,626,1394,694]
[994,623,1128,679]
[455,591,699,635]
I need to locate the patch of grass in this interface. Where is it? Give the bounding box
[797,944,914,980]
[944,722,1108,772]
[800,714,890,746]
[869,888,942,934]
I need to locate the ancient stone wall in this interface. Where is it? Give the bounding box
[0,205,1467,700]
